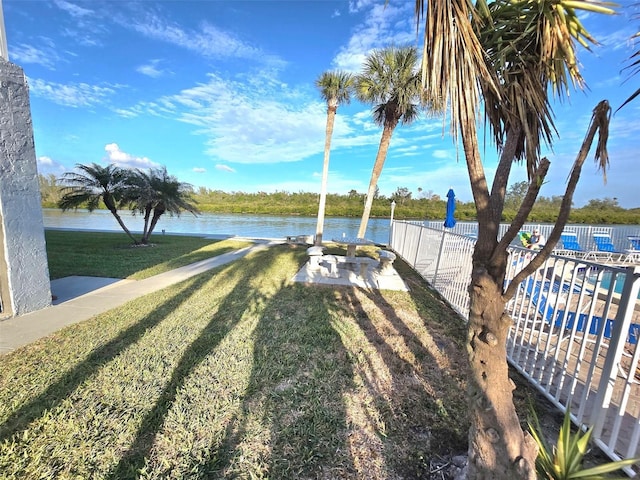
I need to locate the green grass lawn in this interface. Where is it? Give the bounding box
[45,230,252,280]
[1,234,564,479]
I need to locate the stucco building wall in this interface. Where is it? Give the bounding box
[0,59,51,317]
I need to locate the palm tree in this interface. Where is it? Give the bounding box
[314,70,354,245]
[121,168,158,242]
[58,163,138,244]
[355,46,424,240]
[415,1,615,478]
[125,167,199,244]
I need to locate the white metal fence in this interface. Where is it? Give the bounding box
[390,220,640,472]
[422,221,640,254]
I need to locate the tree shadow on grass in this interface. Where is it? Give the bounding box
[105,247,281,479]
[334,279,469,477]
[0,272,216,443]
[199,271,358,477]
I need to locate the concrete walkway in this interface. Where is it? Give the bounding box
[0,241,274,355]
[0,241,408,356]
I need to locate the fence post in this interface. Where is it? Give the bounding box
[432,229,447,285]
[413,227,424,268]
[592,265,640,438]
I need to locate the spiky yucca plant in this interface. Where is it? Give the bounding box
[529,409,640,480]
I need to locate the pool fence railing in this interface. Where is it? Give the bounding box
[389,220,640,474]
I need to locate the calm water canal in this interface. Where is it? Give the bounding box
[42,209,394,245]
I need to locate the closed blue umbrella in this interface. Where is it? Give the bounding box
[444,188,456,228]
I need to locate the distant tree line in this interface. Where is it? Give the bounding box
[39,174,640,225]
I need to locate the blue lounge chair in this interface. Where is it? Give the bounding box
[555,231,586,258]
[520,277,638,345]
[586,232,624,262]
[625,236,640,264]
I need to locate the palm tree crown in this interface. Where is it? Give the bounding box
[59,163,127,212]
[479,0,615,177]
[355,46,422,128]
[58,163,138,243]
[125,167,199,244]
[316,70,353,112]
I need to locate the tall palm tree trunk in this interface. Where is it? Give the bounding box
[315,106,337,245]
[461,125,538,480]
[357,124,396,239]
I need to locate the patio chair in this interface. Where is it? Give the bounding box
[584,232,624,262]
[624,236,640,264]
[521,277,639,345]
[555,231,586,258]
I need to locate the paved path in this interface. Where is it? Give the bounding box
[0,241,407,355]
[0,241,274,355]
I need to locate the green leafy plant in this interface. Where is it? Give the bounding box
[529,409,640,479]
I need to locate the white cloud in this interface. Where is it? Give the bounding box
[348,0,377,14]
[122,12,285,69]
[53,0,94,18]
[37,155,66,175]
[11,44,60,69]
[432,149,454,160]
[28,78,120,108]
[215,165,235,173]
[333,2,415,72]
[192,167,207,173]
[118,72,367,165]
[136,59,169,78]
[104,143,160,169]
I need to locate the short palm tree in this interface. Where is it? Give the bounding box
[355,46,423,240]
[125,167,199,244]
[121,168,158,242]
[314,70,354,245]
[58,163,138,244]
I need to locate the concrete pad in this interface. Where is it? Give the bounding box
[291,255,408,291]
[51,276,128,304]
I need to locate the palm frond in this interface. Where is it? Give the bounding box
[416,0,497,140]
[478,0,615,178]
[315,71,354,109]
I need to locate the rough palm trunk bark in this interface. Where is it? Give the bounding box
[142,204,153,240]
[460,121,538,479]
[357,121,397,239]
[143,206,165,244]
[103,194,138,245]
[467,264,538,480]
[315,103,337,245]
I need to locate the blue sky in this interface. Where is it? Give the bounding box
[3,0,640,208]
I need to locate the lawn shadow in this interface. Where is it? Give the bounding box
[199,274,358,477]
[0,272,214,443]
[335,277,469,475]
[105,247,280,479]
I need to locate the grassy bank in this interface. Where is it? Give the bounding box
[45,230,251,280]
[1,233,564,478]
